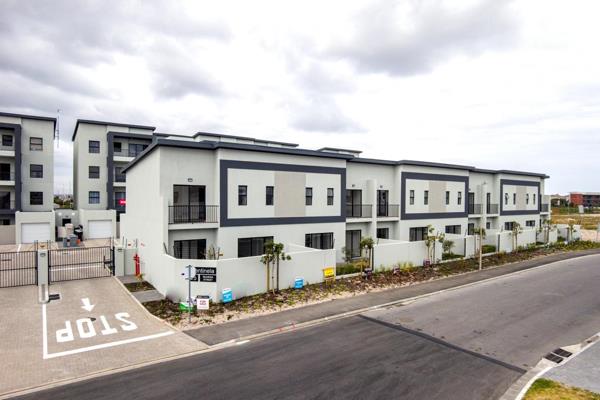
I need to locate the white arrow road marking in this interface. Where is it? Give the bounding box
[81,298,95,312]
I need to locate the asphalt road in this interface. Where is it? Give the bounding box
[16,254,600,400]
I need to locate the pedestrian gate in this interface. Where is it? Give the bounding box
[48,246,114,283]
[0,251,37,288]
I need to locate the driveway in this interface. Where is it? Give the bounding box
[0,277,206,397]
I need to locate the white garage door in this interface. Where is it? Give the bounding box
[21,223,51,244]
[88,220,112,239]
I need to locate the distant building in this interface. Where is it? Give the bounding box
[550,194,569,207]
[569,192,600,207]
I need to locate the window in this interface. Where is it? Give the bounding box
[346,189,362,217]
[128,143,148,157]
[29,164,43,178]
[30,137,43,151]
[424,190,429,205]
[486,221,491,229]
[115,191,126,209]
[526,193,529,205]
[513,193,516,205]
[505,193,509,205]
[30,192,43,205]
[89,166,100,179]
[445,225,461,234]
[377,190,389,217]
[174,239,206,259]
[445,191,450,205]
[305,187,313,206]
[1,219,10,226]
[238,236,273,258]
[409,190,415,205]
[327,188,334,206]
[114,166,125,182]
[265,186,274,206]
[89,140,100,153]
[345,230,361,258]
[533,194,536,204]
[458,191,462,205]
[89,191,100,204]
[526,220,536,227]
[505,222,514,231]
[113,142,122,153]
[305,233,334,250]
[2,135,13,147]
[468,223,475,236]
[409,227,429,242]
[376,228,389,239]
[238,185,247,206]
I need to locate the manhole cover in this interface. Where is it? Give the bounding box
[553,348,572,358]
[544,353,564,363]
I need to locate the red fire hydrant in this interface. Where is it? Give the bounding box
[134,253,140,276]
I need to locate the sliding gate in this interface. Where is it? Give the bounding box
[0,251,37,288]
[48,246,114,283]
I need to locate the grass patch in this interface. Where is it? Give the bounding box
[524,378,600,400]
[482,244,496,254]
[552,212,600,230]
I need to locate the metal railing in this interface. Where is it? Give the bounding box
[541,203,550,212]
[486,203,499,214]
[376,204,399,217]
[113,147,148,158]
[0,251,37,288]
[115,174,126,183]
[0,172,14,181]
[169,205,219,224]
[0,200,15,210]
[0,144,14,152]
[468,203,482,214]
[346,204,372,218]
[48,246,114,283]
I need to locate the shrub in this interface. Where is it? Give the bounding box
[482,245,496,254]
[397,262,417,273]
[442,253,463,260]
[336,263,361,275]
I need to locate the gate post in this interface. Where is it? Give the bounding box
[114,245,125,277]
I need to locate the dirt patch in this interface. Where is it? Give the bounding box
[524,379,600,400]
[124,281,156,292]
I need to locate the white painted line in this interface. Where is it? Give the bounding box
[236,340,249,345]
[43,331,175,359]
[17,244,21,252]
[42,302,175,360]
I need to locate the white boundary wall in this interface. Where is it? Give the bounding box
[556,224,582,241]
[372,240,440,269]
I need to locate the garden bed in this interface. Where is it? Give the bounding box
[124,280,156,292]
[144,241,600,329]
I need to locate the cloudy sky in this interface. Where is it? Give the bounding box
[1,0,598,194]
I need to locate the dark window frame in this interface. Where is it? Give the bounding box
[30,137,43,151]
[445,225,461,234]
[409,226,429,242]
[305,187,313,206]
[88,191,100,204]
[173,239,207,260]
[238,185,247,206]
[29,164,43,178]
[89,166,100,179]
[89,140,100,154]
[345,229,362,258]
[458,191,462,205]
[30,191,43,205]
[266,186,274,206]
[113,141,122,153]
[376,227,389,239]
[305,232,334,250]
[409,190,415,205]
[424,190,429,205]
[2,135,13,147]
[445,191,450,205]
[327,188,334,206]
[238,236,273,258]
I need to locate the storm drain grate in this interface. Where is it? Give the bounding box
[48,293,61,301]
[553,348,572,358]
[544,353,564,363]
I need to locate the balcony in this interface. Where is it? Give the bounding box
[486,203,499,215]
[0,144,15,157]
[169,205,219,224]
[0,171,15,185]
[0,200,15,212]
[541,203,550,213]
[468,203,482,215]
[114,174,126,183]
[346,204,372,218]
[376,204,399,218]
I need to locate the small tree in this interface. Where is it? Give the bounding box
[260,245,275,293]
[442,239,455,256]
[510,222,523,251]
[539,219,556,244]
[473,227,486,270]
[360,237,375,273]
[424,225,445,264]
[261,241,291,293]
[566,219,577,242]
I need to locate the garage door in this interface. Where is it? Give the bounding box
[21,223,51,243]
[88,220,112,239]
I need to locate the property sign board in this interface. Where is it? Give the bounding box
[222,288,233,303]
[323,267,335,279]
[294,277,304,289]
[196,295,210,310]
[194,267,217,282]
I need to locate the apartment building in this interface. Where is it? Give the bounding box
[569,192,600,208]
[121,131,550,266]
[70,119,157,239]
[0,112,56,244]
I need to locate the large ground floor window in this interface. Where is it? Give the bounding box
[305,232,334,250]
[173,239,206,259]
[345,230,361,258]
[238,236,274,258]
[445,225,461,234]
[376,228,389,239]
[409,227,428,242]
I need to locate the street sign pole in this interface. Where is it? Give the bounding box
[186,264,193,323]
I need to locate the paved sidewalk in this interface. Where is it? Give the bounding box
[545,340,600,394]
[186,249,600,345]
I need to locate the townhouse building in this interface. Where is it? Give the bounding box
[0,112,56,244]
[121,132,550,266]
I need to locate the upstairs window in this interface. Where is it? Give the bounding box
[305,187,313,206]
[238,185,247,206]
[526,193,530,204]
[89,140,100,154]
[409,190,415,205]
[2,135,13,147]
[513,193,517,205]
[89,191,100,204]
[30,137,43,151]
[89,166,100,179]
[113,142,122,153]
[424,190,429,205]
[533,194,536,204]
[265,186,274,206]
[445,191,450,205]
[327,188,334,206]
[30,164,43,178]
[30,191,43,205]
[458,191,462,205]
[505,193,509,205]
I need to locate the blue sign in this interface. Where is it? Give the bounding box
[222,288,233,303]
[294,277,304,289]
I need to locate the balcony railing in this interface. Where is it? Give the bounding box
[115,174,126,183]
[346,204,372,218]
[0,144,14,152]
[113,147,148,158]
[0,200,15,210]
[486,203,499,214]
[0,172,14,181]
[376,204,399,218]
[468,203,482,214]
[169,205,218,224]
[541,203,549,213]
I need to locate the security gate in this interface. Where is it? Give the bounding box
[48,246,114,283]
[0,251,37,288]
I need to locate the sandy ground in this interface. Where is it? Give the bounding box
[580,229,600,242]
